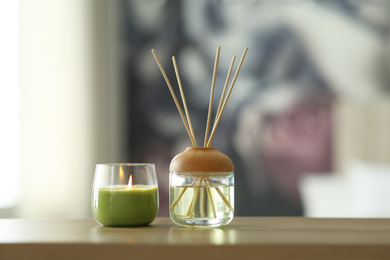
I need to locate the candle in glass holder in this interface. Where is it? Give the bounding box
[92,163,158,227]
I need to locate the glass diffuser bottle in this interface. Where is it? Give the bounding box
[169,147,234,227]
[151,46,247,228]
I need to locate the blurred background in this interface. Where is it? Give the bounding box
[1,0,390,218]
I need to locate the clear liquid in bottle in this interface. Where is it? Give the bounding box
[169,172,234,228]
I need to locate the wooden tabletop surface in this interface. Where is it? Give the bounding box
[1,217,390,260]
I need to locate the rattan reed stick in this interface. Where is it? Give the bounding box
[215,56,236,120]
[204,46,221,147]
[206,186,217,218]
[204,176,233,212]
[151,49,197,147]
[187,177,202,217]
[172,56,197,147]
[170,177,199,212]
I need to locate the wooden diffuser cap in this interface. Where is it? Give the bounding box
[169,147,234,173]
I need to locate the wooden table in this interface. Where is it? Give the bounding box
[1,217,390,260]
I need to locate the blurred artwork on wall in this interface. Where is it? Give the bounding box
[122,0,390,216]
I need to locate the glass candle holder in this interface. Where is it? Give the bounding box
[169,148,234,228]
[92,163,158,227]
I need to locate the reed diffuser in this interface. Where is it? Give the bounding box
[152,46,248,227]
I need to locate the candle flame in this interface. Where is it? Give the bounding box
[127,175,133,189]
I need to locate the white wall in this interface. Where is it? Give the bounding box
[0,1,19,215]
[18,0,125,218]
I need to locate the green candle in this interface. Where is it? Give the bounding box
[92,185,158,227]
